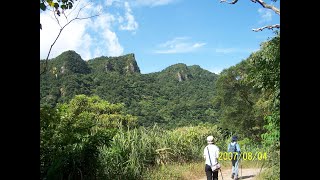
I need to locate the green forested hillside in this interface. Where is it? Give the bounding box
[40,51,219,128]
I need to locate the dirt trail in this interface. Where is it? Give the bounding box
[198,168,262,180]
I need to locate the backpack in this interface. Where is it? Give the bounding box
[228,142,237,152]
[228,142,238,161]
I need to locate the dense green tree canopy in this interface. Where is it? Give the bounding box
[213,60,264,140]
[213,33,279,142]
[40,94,136,179]
[40,51,219,129]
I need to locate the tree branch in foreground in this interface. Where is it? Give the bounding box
[219,0,280,15]
[252,24,280,32]
[252,0,280,15]
[220,0,238,4]
[40,3,100,76]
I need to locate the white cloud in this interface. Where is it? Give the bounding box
[105,0,123,7]
[40,8,91,60]
[193,43,206,48]
[96,13,116,29]
[117,15,124,23]
[119,2,138,31]
[40,0,134,60]
[258,8,273,24]
[132,0,177,7]
[106,0,115,6]
[103,29,124,56]
[154,37,206,54]
[77,33,93,60]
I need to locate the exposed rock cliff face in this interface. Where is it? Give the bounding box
[40,51,142,76]
[176,70,190,82]
[87,53,140,75]
[152,63,218,83]
[105,61,113,72]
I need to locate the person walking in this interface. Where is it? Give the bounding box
[203,135,220,180]
[228,135,241,180]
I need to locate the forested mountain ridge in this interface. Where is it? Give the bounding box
[40,50,219,128]
[88,53,140,74]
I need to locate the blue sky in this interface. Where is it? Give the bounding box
[40,0,280,74]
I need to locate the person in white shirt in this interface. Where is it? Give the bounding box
[203,135,220,180]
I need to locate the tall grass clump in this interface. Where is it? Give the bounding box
[98,123,223,179]
[166,123,223,162]
[98,125,165,179]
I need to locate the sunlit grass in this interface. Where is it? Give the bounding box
[143,161,204,180]
[143,159,267,180]
[99,124,271,179]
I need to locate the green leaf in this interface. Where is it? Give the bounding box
[48,1,54,7]
[40,3,46,11]
[68,2,73,9]
[61,5,66,9]
[54,3,59,9]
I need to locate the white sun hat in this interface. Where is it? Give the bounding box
[207,135,214,144]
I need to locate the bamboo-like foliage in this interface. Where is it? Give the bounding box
[99,123,223,179]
